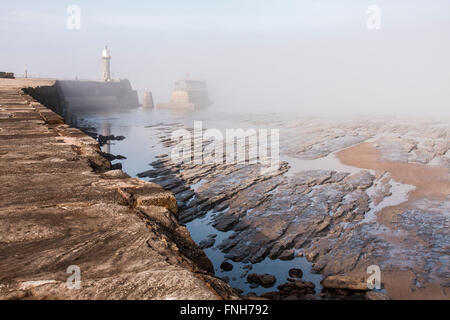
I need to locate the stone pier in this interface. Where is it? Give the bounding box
[0,79,238,300]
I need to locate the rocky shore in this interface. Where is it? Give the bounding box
[0,79,239,300]
[136,115,449,300]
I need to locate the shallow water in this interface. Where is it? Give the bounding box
[364,179,416,224]
[282,153,364,177]
[186,210,323,295]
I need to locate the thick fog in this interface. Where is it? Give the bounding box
[1,0,449,116]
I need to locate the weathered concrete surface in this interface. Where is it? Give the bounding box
[0,79,238,300]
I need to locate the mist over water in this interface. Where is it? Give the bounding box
[1,1,449,300]
[1,0,449,116]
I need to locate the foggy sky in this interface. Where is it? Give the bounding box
[1,0,449,116]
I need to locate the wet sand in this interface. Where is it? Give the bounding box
[382,270,448,300]
[337,142,449,299]
[337,142,449,225]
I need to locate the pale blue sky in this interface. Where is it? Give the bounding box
[1,0,449,115]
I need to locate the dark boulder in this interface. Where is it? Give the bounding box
[288,268,303,278]
[220,261,234,272]
[247,273,276,287]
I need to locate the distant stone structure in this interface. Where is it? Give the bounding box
[157,78,212,111]
[57,79,138,111]
[0,72,14,79]
[25,79,139,123]
[101,45,112,82]
[143,91,154,109]
[22,46,138,122]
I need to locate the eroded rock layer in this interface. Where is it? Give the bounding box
[138,115,449,300]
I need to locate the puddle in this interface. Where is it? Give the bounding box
[282,153,365,177]
[364,179,416,224]
[186,210,322,295]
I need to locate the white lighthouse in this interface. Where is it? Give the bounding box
[101,45,111,82]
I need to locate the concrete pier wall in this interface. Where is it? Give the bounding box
[57,79,139,111]
[24,79,139,122]
[0,78,238,300]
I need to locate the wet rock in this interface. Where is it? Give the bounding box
[365,291,391,300]
[170,184,190,195]
[220,261,234,272]
[292,170,333,187]
[321,275,368,291]
[261,291,281,300]
[212,213,240,232]
[214,200,229,212]
[153,177,180,189]
[344,171,374,190]
[98,134,125,145]
[277,280,315,295]
[288,268,303,278]
[137,167,172,178]
[279,249,295,261]
[198,237,215,249]
[247,273,276,287]
[102,152,127,161]
[176,200,186,210]
[150,158,172,168]
[177,189,195,202]
[110,163,122,170]
[242,293,269,300]
[305,251,318,262]
[375,136,419,163]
